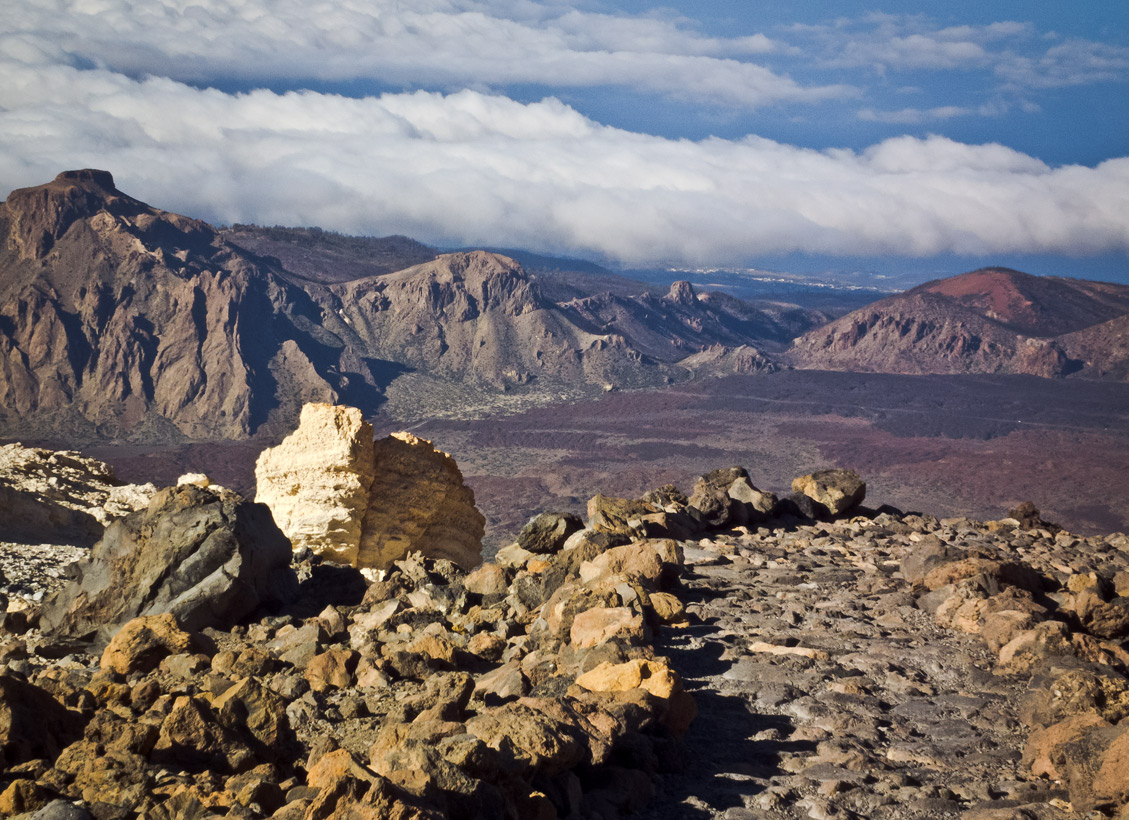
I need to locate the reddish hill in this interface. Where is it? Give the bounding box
[789,267,1129,380]
[913,267,1129,337]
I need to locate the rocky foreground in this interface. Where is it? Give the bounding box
[0,451,1127,820]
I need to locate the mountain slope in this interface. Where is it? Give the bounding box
[0,170,826,442]
[0,171,378,440]
[789,267,1129,379]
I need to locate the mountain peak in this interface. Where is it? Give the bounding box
[54,168,117,190]
[3,168,145,259]
[666,280,697,306]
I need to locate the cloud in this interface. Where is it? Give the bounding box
[1,0,844,110]
[800,14,1129,89]
[858,105,973,124]
[2,59,1126,266]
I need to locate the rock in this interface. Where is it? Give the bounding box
[463,563,509,598]
[254,403,377,566]
[688,467,776,529]
[791,469,866,516]
[99,613,196,676]
[26,801,94,820]
[305,649,359,692]
[569,607,645,648]
[587,494,658,536]
[1023,712,1110,779]
[255,403,484,569]
[465,699,589,776]
[517,513,584,554]
[998,622,1074,672]
[39,484,297,644]
[1092,727,1129,809]
[0,675,84,767]
[0,443,156,546]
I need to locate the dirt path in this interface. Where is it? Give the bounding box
[637,518,1069,820]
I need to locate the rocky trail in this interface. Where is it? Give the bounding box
[639,514,1127,820]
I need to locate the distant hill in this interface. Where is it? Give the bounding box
[789,267,1129,379]
[0,170,829,442]
[224,225,438,283]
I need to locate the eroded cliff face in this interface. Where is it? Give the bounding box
[0,171,359,441]
[254,403,484,569]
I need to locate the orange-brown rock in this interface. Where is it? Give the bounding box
[99,613,195,677]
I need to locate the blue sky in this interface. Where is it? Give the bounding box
[2,1,1128,283]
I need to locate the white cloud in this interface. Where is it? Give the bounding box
[802,14,1129,90]
[2,0,843,110]
[2,59,1126,266]
[858,105,972,125]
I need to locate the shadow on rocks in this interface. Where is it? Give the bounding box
[638,580,816,818]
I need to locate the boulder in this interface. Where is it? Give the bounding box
[688,467,776,529]
[255,403,375,565]
[791,469,866,516]
[99,613,196,677]
[255,403,484,569]
[517,513,584,554]
[38,484,297,644]
[0,675,84,767]
[586,494,658,536]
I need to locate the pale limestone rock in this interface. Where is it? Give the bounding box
[254,403,376,565]
[255,403,484,569]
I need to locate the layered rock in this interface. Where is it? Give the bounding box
[254,403,484,570]
[39,484,297,644]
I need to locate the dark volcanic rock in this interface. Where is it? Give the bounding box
[517,512,585,554]
[39,485,297,644]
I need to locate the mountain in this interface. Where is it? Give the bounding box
[0,171,827,443]
[0,170,366,441]
[789,267,1129,379]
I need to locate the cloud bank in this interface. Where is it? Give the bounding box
[2,59,1126,267]
[4,0,844,110]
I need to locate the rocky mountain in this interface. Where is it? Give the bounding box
[789,267,1129,379]
[0,171,826,443]
[0,170,364,441]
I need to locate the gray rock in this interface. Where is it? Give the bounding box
[39,485,298,645]
[517,512,585,554]
[28,801,94,820]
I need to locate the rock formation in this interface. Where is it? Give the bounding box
[0,472,697,820]
[791,468,866,515]
[254,403,484,570]
[2,455,1129,819]
[0,443,155,546]
[38,484,297,644]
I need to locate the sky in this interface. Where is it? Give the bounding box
[2,1,1128,283]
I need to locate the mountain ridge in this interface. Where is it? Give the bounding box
[0,170,818,443]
